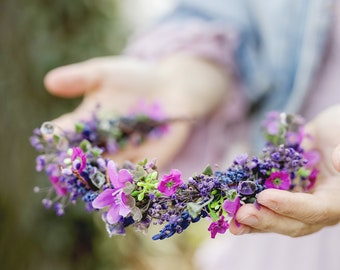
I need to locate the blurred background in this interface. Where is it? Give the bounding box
[0,0,206,269]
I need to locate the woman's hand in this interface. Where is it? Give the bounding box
[229,105,340,237]
[44,55,230,169]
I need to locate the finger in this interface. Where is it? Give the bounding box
[332,144,340,172]
[229,219,256,235]
[44,59,105,98]
[51,111,91,133]
[234,203,322,237]
[256,189,330,224]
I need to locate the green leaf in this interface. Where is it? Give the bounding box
[225,189,238,201]
[75,122,85,133]
[137,192,145,201]
[209,210,219,221]
[79,139,91,152]
[52,134,60,143]
[202,165,213,176]
[91,147,103,157]
[138,158,148,166]
[187,202,203,219]
[131,191,140,197]
[297,167,311,178]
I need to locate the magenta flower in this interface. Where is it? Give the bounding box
[265,171,291,190]
[158,169,183,196]
[71,147,87,173]
[223,196,241,218]
[92,160,133,224]
[208,216,229,238]
[306,168,319,190]
[49,175,67,196]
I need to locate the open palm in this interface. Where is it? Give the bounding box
[44,55,229,169]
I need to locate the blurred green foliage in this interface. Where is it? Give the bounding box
[0,1,128,269]
[0,1,202,270]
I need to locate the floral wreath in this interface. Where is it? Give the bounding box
[30,104,319,240]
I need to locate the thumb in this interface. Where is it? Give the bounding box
[44,59,102,98]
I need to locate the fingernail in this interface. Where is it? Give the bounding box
[235,226,251,235]
[254,200,261,210]
[240,215,259,226]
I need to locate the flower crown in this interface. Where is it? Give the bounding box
[30,106,319,240]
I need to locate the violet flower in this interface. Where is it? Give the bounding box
[223,196,241,218]
[71,147,87,173]
[92,160,133,224]
[208,216,229,238]
[262,111,280,135]
[238,181,257,195]
[35,155,45,172]
[264,171,291,190]
[158,169,183,196]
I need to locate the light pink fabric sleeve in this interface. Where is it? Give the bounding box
[124,20,238,73]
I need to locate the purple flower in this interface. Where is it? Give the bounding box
[208,216,229,238]
[286,130,303,146]
[262,111,280,135]
[238,181,257,195]
[92,160,133,224]
[71,147,87,173]
[35,155,45,172]
[223,196,241,218]
[234,153,248,165]
[264,171,291,190]
[158,169,183,196]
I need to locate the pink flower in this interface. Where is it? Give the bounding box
[303,150,320,168]
[92,161,133,224]
[223,196,241,218]
[129,100,169,135]
[49,175,67,196]
[264,171,291,190]
[71,147,87,173]
[158,169,183,196]
[130,100,167,121]
[306,168,319,190]
[208,216,229,238]
[286,130,304,146]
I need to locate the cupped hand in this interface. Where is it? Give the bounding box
[44,55,229,169]
[229,105,340,237]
